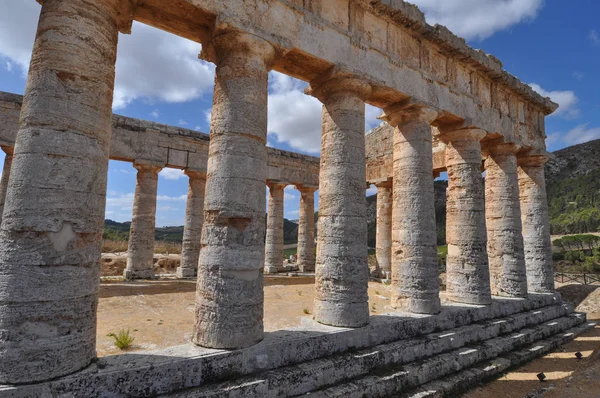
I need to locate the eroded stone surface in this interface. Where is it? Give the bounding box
[374,181,392,278]
[296,185,317,273]
[0,148,13,225]
[0,0,120,384]
[265,182,286,274]
[176,170,206,279]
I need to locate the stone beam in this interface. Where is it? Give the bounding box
[0,91,319,187]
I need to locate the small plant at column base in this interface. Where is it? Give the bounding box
[108,329,135,350]
[296,290,302,296]
[303,308,310,315]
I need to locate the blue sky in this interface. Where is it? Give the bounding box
[0,0,598,226]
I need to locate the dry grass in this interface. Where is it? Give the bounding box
[101,239,182,255]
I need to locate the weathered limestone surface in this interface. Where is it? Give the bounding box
[193,31,274,349]
[383,105,440,314]
[176,170,206,278]
[374,181,392,278]
[124,163,162,279]
[0,147,13,224]
[518,155,555,294]
[296,185,317,272]
[0,92,320,188]
[309,72,370,328]
[444,129,492,305]
[0,0,120,384]
[485,144,528,298]
[264,182,286,274]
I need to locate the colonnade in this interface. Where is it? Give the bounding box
[0,0,556,385]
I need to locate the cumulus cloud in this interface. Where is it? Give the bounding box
[410,0,543,41]
[0,3,215,109]
[159,168,186,181]
[590,29,600,45]
[528,83,580,119]
[551,124,600,146]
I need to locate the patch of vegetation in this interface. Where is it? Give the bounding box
[553,234,600,273]
[303,308,310,315]
[107,329,135,350]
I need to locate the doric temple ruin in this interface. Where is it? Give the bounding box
[0,0,594,396]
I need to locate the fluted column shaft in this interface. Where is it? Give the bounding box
[176,170,206,278]
[518,155,555,293]
[264,182,286,274]
[485,144,528,297]
[382,106,440,314]
[296,185,317,272]
[193,32,274,349]
[444,129,492,305]
[124,163,162,279]
[308,75,371,328]
[0,147,13,224]
[375,181,392,278]
[0,0,120,384]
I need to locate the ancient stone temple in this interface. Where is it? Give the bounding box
[0,0,594,396]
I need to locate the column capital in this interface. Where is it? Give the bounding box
[379,102,438,127]
[439,128,486,144]
[200,30,276,67]
[295,184,318,194]
[133,161,163,173]
[485,142,521,157]
[374,179,392,189]
[184,168,207,180]
[1,145,14,156]
[305,66,372,103]
[267,180,288,191]
[517,153,550,167]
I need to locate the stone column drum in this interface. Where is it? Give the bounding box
[0,146,13,224]
[296,185,317,272]
[264,181,286,274]
[176,170,206,278]
[124,163,162,279]
[0,0,121,384]
[193,32,274,349]
[308,74,371,328]
[518,155,555,293]
[374,181,392,278]
[382,105,441,314]
[485,144,528,298]
[444,129,492,305]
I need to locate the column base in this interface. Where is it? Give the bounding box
[264,265,279,275]
[298,264,315,273]
[446,293,492,306]
[123,269,156,280]
[176,267,196,279]
[314,300,370,328]
[394,296,441,315]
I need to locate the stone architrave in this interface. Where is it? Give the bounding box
[381,105,441,314]
[192,31,275,349]
[518,154,555,294]
[176,170,206,278]
[485,143,528,298]
[124,162,162,280]
[0,0,121,384]
[307,71,371,328]
[443,129,492,305]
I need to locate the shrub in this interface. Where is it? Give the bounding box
[107,329,135,350]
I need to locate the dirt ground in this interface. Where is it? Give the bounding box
[463,282,600,398]
[96,278,600,397]
[96,276,392,356]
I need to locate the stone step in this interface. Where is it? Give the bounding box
[305,312,587,398]
[401,319,596,398]
[168,303,574,397]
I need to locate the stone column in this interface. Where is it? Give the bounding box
[296,185,317,272]
[443,129,492,305]
[176,170,206,278]
[0,0,121,384]
[374,181,392,278]
[485,144,528,298]
[0,146,14,224]
[307,73,371,328]
[264,181,286,274]
[381,105,441,314]
[124,162,162,280]
[518,154,555,293]
[193,32,274,349]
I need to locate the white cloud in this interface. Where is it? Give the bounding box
[410,0,543,41]
[5,61,12,72]
[0,3,215,109]
[572,71,584,81]
[552,124,600,146]
[159,168,185,181]
[156,194,187,202]
[366,184,378,197]
[590,29,600,45]
[528,83,580,119]
[365,104,383,132]
[151,110,159,119]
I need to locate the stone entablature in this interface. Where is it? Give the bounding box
[0,91,319,187]
[126,0,555,152]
